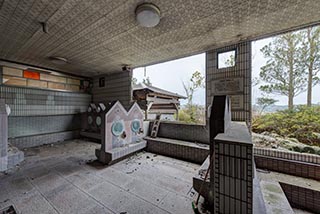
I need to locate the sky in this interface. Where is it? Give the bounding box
[133,53,205,106]
[133,37,320,106]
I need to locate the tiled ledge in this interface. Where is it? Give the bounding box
[254,147,320,164]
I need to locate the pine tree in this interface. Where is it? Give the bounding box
[301,26,320,106]
[259,32,307,109]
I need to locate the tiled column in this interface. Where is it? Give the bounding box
[0,99,8,171]
[213,123,253,214]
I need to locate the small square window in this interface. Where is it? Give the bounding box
[217,50,236,69]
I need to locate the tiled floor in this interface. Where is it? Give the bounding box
[0,140,200,214]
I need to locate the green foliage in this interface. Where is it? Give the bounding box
[178,105,205,124]
[259,32,307,109]
[252,106,320,146]
[182,71,205,123]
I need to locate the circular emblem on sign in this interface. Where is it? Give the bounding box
[96,116,102,126]
[111,120,124,136]
[131,119,141,133]
[88,116,93,124]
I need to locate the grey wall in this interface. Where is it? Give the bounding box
[206,42,251,124]
[149,121,209,144]
[0,99,8,171]
[0,85,91,148]
[8,115,81,138]
[92,71,132,109]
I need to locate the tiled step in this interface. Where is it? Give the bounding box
[193,155,211,200]
[96,141,147,164]
[144,137,209,164]
[7,144,24,169]
[259,180,294,214]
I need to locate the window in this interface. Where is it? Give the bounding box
[99,77,105,87]
[217,50,236,69]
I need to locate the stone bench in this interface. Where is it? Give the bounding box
[95,140,147,164]
[144,137,209,164]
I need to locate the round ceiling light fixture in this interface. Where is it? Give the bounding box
[135,3,161,28]
[49,56,68,65]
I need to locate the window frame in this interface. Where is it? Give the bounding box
[217,48,237,69]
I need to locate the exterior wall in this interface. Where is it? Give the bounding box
[0,76,91,149]
[92,71,132,109]
[206,42,251,124]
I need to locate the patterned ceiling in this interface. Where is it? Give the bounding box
[0,0,320,77]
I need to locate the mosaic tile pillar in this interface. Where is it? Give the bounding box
[206,42,252,125]
[0,99,8,171]
[213,123,253,214]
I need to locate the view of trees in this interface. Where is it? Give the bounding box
[259,26,320,109]
[178,71,205,124]
[253,26,320,153]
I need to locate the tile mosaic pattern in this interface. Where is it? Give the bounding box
[145,137,209,164]
[0,85,91,116]
[254,147,320,165]
[255,155,320,181]
[280,182,320,214]
[0,1,320,75]
[0,140,200,214]
[92,72,132,109]
[206,42,251,123]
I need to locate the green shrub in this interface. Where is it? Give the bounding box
[301,146,316,154]
[252,105,320,146]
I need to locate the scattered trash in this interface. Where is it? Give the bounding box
[120,212,127,214]
[126,170,134,174]
[146,156,150,159]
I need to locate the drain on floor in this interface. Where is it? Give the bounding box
[0,205,17,214]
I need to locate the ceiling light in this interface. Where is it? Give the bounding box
[49,56,68,65]
[135,3,161,28]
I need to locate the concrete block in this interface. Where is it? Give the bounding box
[67,78,80,85]
[27,79,48,88]
[40,73,66,83]
[3,67,23,77]
[48,82,65,90]
[2,75,27,86]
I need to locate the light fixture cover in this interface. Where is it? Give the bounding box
[49,56,68,65]
[135,3,161,28]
